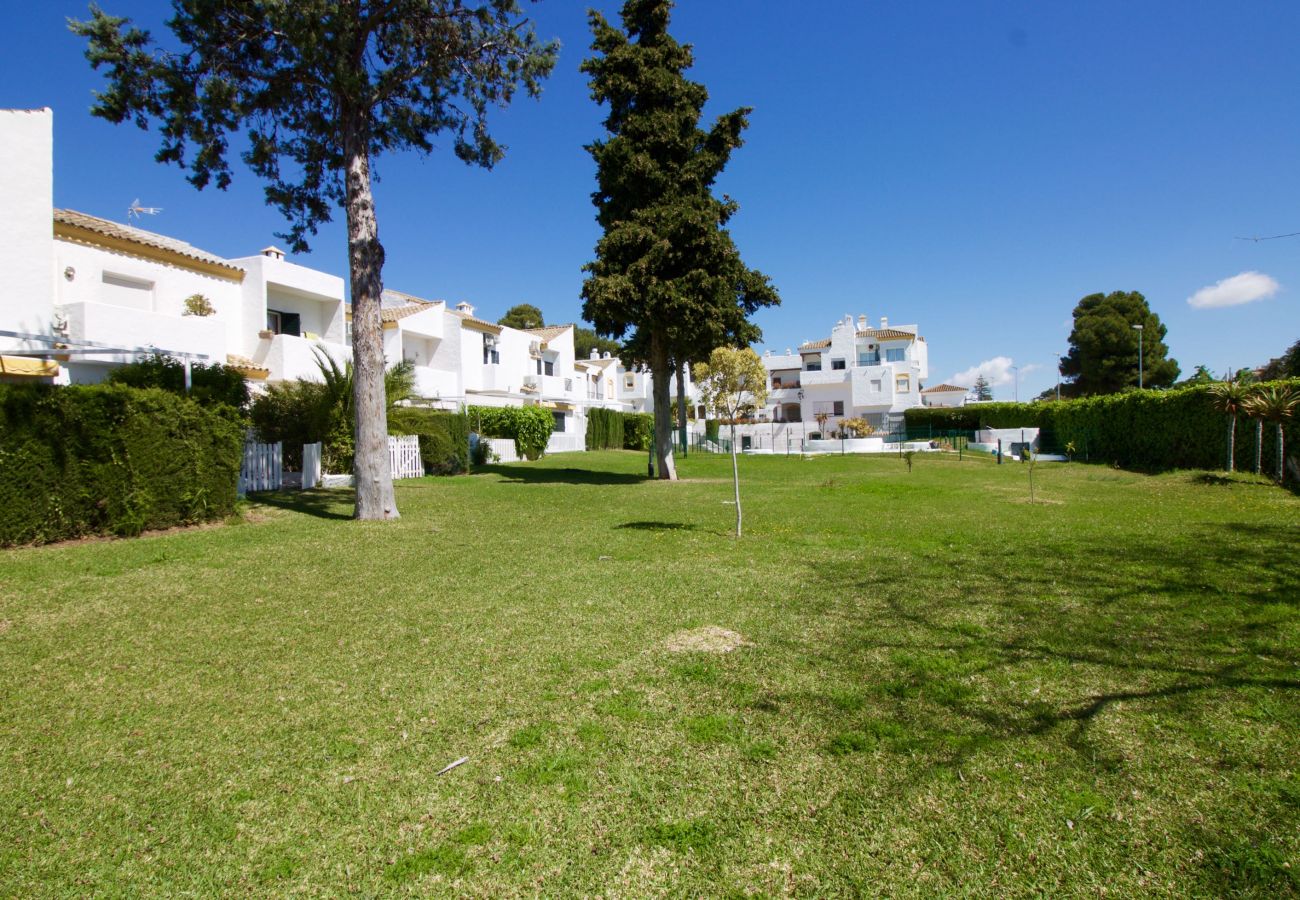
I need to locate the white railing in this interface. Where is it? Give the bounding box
[389,434,423,479]
[239,441,282,495]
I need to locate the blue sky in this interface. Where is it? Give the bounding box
[3,1,1298,399]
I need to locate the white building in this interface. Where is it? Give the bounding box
[763,313,930,435]
[921,383,969,408]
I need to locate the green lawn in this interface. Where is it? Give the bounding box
[2,451,1298,896]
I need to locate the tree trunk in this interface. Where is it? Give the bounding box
[1255,419,1263,474]
[1276,423,1285,484]
[676,361,689,457]
[650,333,676,480]
[1226,414,1236,473]
[730,421,742,537]
[344,131,398,520]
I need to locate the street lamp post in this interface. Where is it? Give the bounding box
[1055,354,1062,401]
[1132,324,1145,389]
[1011,365,1020,403]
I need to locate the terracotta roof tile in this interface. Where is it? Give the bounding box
[54,209,241,272]
[856,328,918,341]
[523,324,574,342]
[922,383,967,394]
[799,339,831,350]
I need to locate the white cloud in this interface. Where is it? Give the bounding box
[951,356,1017,388]
[1187,271,1279,309]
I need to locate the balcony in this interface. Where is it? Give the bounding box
[411,366,459,401]
[770,376,801,390]
[540,374,575,400]
[252,332,350,382]
[62,301,226,363]
[799,368,850,387]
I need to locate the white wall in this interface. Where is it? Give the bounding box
[0,109,55,351]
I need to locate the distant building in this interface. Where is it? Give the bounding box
[761,313,930,434]
[921,383,968,408]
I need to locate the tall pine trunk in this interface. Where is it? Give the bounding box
[344,131,398,520]
[730,421,742,537]
[676,361,689,457]
[1226,414,1236,472]
[650,333,676,480]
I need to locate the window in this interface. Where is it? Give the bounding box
[552,412,566,432]
[885,347,905,362]
[831,358,846,370]
[101,272,154,312]
[858,352,880,366]
[482,334,499,365]
[804,359,822,372]
[535,358,543,375]
[896,375,910,393]
[544,360,555,376]
[265,309,301,336]
[624,374,635,389]
[832,400,844,416]
[870,379,882,392]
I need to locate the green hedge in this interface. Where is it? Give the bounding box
[0,383,243,546]
[585,407,624,450]
[388,408,470,475]
[623,412,654,451]
[903,381,1300,477]
[107,352,250,410]
[468,405,554,460]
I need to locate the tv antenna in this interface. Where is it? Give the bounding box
[127,199,163,220]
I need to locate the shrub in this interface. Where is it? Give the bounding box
[248,379,343,471]
[624,412,654,451]
[468,405,554,460]
[387,407,470,475]
[0,383,242,546]
[903,380,1300,479]
[107,352,249,410]
[585,407,624,450]
[182,293,215,316]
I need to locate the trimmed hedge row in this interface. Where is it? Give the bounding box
[468,405,554,460]
[623,412,654,451]
[585,407,624,450]
[0,384,243,546]
[388,408,471,475]
[903,381,1300,477]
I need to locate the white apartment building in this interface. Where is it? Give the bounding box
[763,313,931,434]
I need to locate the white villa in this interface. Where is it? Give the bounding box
[762,313,934,435]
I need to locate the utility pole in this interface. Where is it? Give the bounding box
[1055,354,1062,401]
[1011,365,1020,403]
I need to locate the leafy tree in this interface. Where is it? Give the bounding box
[497,304,545,331]
[107,352,249,410]
[693,347,767,537]
[1175,364,1216,387]
[1242,384,1299,483]
[182,293,215,317]
[580,0,779,481]
[73,2,558,519]
[1257,338,1300,381]
[1059,291,1179,395]
[971,374,993,402]
[1208,379,1252,472]
[574,326,620,360]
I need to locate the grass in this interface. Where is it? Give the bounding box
[2,450,1298,896]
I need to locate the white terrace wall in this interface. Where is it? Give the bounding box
[0,109,55,353]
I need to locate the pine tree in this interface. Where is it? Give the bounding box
[972,374,993,401]
[73,2,557,519]
[580,0,778,480]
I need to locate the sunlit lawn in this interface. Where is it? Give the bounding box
[2,450,1297,896]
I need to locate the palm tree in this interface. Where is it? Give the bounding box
[1242,384,1300,483]
[1208,379,1252,472]
[312,347,415,415]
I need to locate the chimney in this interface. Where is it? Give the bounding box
[785,348,792,355]
[765,349,772,357]
[590,348,599,360]
[857,315,867,330]
[455,301,475,316]
[880,316,889,330]
[602,351,612,359]
[261,245,285,260]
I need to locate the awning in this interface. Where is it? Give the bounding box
[0,355,59,377]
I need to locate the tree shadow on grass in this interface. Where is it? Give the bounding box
[616,521,698,531]
[476,464,648,486]
[249,489,354,521]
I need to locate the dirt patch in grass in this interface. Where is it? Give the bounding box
[663,626,750,654]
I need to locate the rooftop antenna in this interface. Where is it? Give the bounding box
[127,199,163,220]
[1234,231,1300,242]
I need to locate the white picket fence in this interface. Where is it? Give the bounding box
[302,442,322,489]
[389,434,424,480]
[239,441,282,495]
